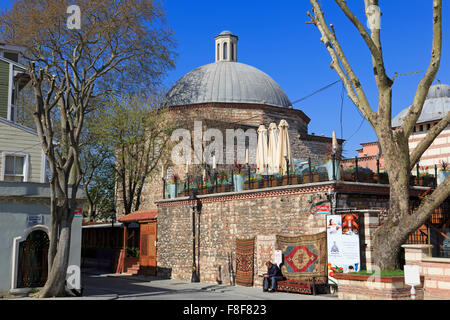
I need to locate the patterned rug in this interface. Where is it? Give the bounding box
[235,238,255,287]
[276,232,327,281]
[254,235,276,286]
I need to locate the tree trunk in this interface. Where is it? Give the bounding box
[370,133,412,270]
[39,213,73,297]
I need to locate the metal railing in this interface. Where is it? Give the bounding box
[162,156,440,199]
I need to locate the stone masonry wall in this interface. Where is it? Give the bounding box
[156,185,332,283]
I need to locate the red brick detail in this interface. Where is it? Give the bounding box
[118,209,158,222]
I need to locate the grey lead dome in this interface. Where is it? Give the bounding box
[392,83,450,127]
[164,61,292,108]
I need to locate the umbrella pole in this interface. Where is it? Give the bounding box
[247,165,251,190]
[285,157,290,184]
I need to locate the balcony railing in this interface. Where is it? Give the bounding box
[162,156,441,199]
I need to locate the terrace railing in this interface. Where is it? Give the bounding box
[162,156,439,199]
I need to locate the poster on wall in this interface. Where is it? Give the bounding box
[326,214,361,285]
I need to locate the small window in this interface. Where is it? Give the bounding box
[217,43,220,61]
[3,154,26,182]
[426,124,431,131]
[231,42,234,60]
[223,42,227,60]
[419,125,423,132]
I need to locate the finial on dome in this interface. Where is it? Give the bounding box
[214,30,238,62]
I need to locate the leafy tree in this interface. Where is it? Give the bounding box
[307,0,449,269]
[80,111,116,222]
[0,0,175,297]
[91,94,176,216]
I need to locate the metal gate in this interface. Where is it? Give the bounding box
[17,230,49,288]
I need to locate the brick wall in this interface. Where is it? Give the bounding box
[116,102,335,219]
[402,244,450,299]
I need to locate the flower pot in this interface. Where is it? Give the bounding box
[437,171,450,185]
[168,184,178,199]
[419,176,435,187]
[325,160,341,181]
[302,172,320,183]
[233,174,245,192]
[373,172,389,184]
[217,185,228,193]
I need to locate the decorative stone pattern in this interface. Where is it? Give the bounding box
[402,244,450,299]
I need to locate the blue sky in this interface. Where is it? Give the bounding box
[3,0,449,156]
[161,0,449,156]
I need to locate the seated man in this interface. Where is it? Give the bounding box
[263,261,283,292]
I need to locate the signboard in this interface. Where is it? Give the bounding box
[274,250,282,266]
[74,208,83,217]
[27,214,43,227]
[404,265,421,286]
[327,214,361,285]
[316,205,330,214]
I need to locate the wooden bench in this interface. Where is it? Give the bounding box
[275,276,329,295]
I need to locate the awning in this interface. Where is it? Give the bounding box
[118,209,158,223]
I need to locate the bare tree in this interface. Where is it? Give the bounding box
[307,0,450,269]
[0,0,175,296]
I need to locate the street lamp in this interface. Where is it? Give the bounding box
[190,193,200,282]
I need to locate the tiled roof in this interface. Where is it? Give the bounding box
[118,209,158,222]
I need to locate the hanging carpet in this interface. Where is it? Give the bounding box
[276,232,327,281]
[235,238,255,287]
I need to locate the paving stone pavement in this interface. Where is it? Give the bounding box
[5,269,338,300]
[80,269,338,300]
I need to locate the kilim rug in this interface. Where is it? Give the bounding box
[276,232,327,281]
[254,235,276,286]
[235,238,255,287]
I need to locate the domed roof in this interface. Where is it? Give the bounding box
[218,30,234,36]
[164,61,292,108]
[392,83,450,127]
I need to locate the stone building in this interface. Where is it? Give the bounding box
[117,30,343,218]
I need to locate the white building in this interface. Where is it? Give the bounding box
[0,43,83,296]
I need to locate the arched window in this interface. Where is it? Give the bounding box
[231,42,234,60]
[217,43,220,61]
[223,42,227,60]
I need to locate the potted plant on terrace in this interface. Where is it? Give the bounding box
[325,145,342,181]
[217,171,230,193]
[183,178,196,196]
[245,168,256,190]
[417,166,435,187]
[168,174,179,199]
[292,163,303,184]
[373,169,389,184]
[233,162,246,192]
[303,160,320,183]
[437,160,450,185]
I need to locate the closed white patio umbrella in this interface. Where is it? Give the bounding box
[277,119,291,175]
[267,123,279,175]
[256,125,268,175]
